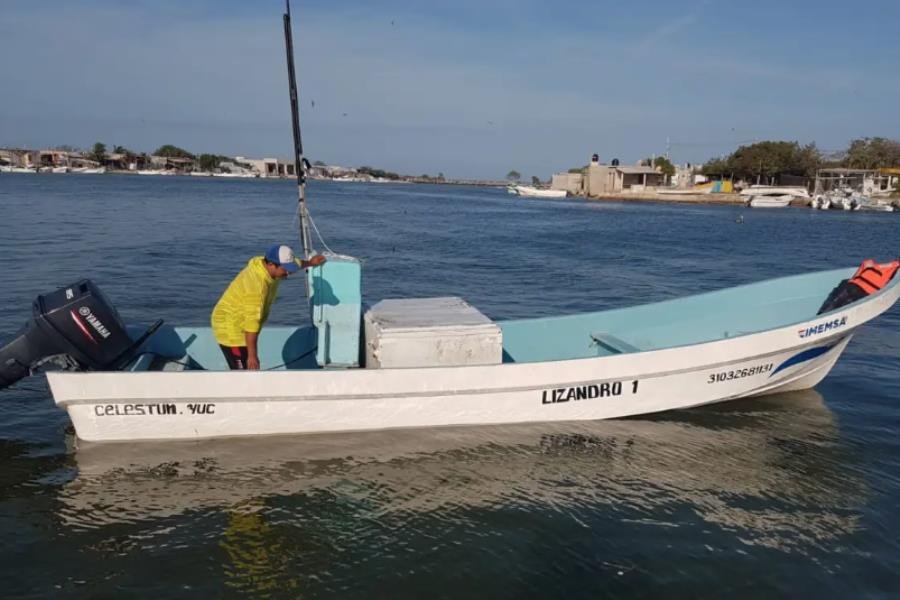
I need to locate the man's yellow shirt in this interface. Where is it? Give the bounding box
[211,257,281,347]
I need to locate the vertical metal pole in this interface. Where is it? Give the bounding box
[283,0,313,297]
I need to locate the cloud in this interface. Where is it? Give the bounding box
[631,14,699,57]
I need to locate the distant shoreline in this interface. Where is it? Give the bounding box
[0,170,755,204]
[0,166,508,188]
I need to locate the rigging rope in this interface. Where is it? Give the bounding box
[307,212,335,255]
[294,203,335,255]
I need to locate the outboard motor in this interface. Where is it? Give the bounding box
[0,280,160,389]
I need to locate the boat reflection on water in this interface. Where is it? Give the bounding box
[57,390,863,592]
[57,391,868,594]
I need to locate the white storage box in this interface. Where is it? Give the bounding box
[364,297,503,368]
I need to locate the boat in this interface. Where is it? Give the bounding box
[2,3,898,444]
[2,166,37,174]
[854,196,894,212]
[212,171,258,178]
[747,194,793,208]
[830,193,857,211]
[858,202,894,213]
[72,167,107,174]
[368,177,409,183]
[810,195,831,210]
[657,188,697,195]
[136,169,177,176]
[512,185,568,198]
[743,185,806,208]
[740,185,810,199]
[0,263,889,442]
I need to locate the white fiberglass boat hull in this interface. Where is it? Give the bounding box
[748,195,793,208]
[741,185,810,198]
[47,271,899,443]
[514,185,568,198]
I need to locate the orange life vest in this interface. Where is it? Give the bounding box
[849,259,900,295]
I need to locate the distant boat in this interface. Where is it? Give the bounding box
[136,170,177,176]
[740,185,810,199]
[748,195,793,208]
[72,167,106,174]
[212,172,258,178]
[811,195,831,210]
[189,171,212,177]
[856,198,894,212]
[657,188,697,195]
[512,185,568,198]
[51,166,69,174]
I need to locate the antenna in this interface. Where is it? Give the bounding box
[283,0,313,296]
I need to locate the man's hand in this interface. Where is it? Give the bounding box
[307,254,327,268]
[244,331,260,370]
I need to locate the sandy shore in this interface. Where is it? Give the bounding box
[579,191,746,205]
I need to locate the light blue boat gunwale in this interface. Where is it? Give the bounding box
[135,267,892,370]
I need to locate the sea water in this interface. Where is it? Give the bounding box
[1,174,899,598]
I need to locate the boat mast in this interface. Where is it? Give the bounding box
[283,0,313,282]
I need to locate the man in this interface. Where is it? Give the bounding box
[212,244,326,370]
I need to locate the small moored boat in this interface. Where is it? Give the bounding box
[748,194,793,208]
[740,185,810,199]
[512,185,568,198]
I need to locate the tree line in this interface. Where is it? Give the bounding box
[701,137,900,181]
[508,137,900,186]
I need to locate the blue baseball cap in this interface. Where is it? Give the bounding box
[265,244,300,273]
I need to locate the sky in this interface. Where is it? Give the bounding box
[1,0,898,180]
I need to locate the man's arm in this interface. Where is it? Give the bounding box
[244,331,260,370]
[299,254,326,269]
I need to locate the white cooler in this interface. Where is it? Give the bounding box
[363,297,503,368]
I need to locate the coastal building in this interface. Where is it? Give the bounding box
[878,167,900,193]
[671,163,697,188]
[150,155,197,172]
[551,172,583,194]
[814,168,894,196]
[611,165,666,191]
[0,148,29,167]
[103,152,146,171]
[235,157,296,177]
[25,150,101,170]
[552,154,665,196]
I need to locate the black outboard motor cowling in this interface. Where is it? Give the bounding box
[0,280,135,389]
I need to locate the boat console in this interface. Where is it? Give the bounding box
[308,253,362,368]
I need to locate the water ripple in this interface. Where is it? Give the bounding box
[2,177,900,596]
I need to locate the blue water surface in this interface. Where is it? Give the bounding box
[1,174,899,598]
